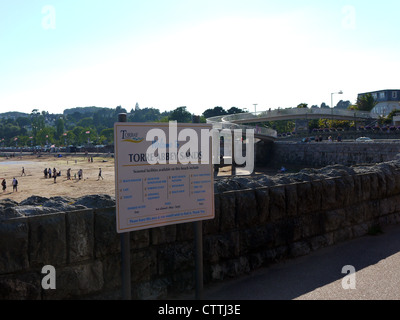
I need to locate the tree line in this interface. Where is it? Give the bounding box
[0,105,246,148]
[0,94,385,148]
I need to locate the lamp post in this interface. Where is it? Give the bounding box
[331,90,343,109]
[253,104,258,115]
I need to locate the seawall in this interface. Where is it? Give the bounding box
[2,160,400,299]
[267,141,400,167]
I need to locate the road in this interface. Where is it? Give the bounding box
[189,224,400,300]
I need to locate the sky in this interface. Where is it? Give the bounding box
[1,0,400,116]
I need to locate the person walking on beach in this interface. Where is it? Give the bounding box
[53,168,57,183]
[97,168,103,180]
[12,177,18,192]
[1,179,6,193]
[21,167,26,176]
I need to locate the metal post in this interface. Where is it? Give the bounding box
[231,130,236,176]
[194,221,203,300]
[192,115,204,300]
[118,113,131,300]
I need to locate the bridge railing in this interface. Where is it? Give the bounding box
[206,116,278,139]
[221,108,379,123]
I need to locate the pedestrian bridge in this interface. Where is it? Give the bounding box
[206,108,379,142]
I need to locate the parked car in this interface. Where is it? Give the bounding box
[356,137,373,142]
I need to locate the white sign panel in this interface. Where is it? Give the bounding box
[114,122,215,233]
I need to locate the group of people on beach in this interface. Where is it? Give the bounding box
[1,177,18,193]
[43,167,62,182]
[43,167,103,182]
[1,163,105,195]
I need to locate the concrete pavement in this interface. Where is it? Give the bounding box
[184,224,400,300]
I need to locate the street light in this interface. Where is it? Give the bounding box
[331,90,343,109]
[253,104,258,114]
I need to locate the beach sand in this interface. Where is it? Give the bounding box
[0,153,116,203]
[0,153,278,203]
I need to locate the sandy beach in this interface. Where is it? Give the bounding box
[0,153,116,203]
[0,153,278,203]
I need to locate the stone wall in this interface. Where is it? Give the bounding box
[2,162,400,299]
[268,141,400,167]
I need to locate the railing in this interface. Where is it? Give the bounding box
[206,108,378,142]
[221,108,379,123]
[206,116,278,140]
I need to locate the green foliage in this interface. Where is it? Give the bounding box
[168,106,192,123]
[356,93,378,112]
[297,103,308,109]
[202,106,245,118]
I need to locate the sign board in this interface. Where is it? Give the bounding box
[114,122,215,233]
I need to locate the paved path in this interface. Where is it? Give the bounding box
[189,224,400,300]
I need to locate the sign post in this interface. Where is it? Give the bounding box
[117,113,131,300]
[114,120,215,299]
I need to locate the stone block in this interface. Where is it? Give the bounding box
[157,242,194,275]
[131,229,150,250]
[289,241,311,258]
[204,232,240,263]
[0,219,29,273]
[100,254,121,291]
[239,224,276,255]
[359,174,371,202]
[310,180,322,213]
[203,193,220,235]
[66,209,94,263]
[296,182,315,215]
[28,213,67,268]
[369,172,380,200]
[379,196,399,216]
[332,227,353,244]
[131,248,157,283]
[176,222,195,242]
[269,185,286,222]
[151,225,177,245]
[323,209,346,232]
[94,208,120,258]
[363,200,380,221]
[335,176,354,207]
[0,273,41,300]
[285,184,298,217]
[43,260,104,300]
[235,189,258,227]
[320,179,337,211]
[255,187,269,224]
[345,205,365,225]
[219,191,236,231]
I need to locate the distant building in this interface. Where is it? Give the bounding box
[358,89,400,116]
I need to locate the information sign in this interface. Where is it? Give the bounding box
[114,122,215,233]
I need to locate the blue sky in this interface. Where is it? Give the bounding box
[1,0,400,115]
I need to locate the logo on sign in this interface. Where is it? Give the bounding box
[120,129,144,143]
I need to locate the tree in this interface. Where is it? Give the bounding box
[202,106,227,118]
[297,103,308,109]
[169,106,192,123]
[356,93,377,112]
[55,118,65,140]
[320,103,329,109]
[100,128,114,144]
[227,107,245,115]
